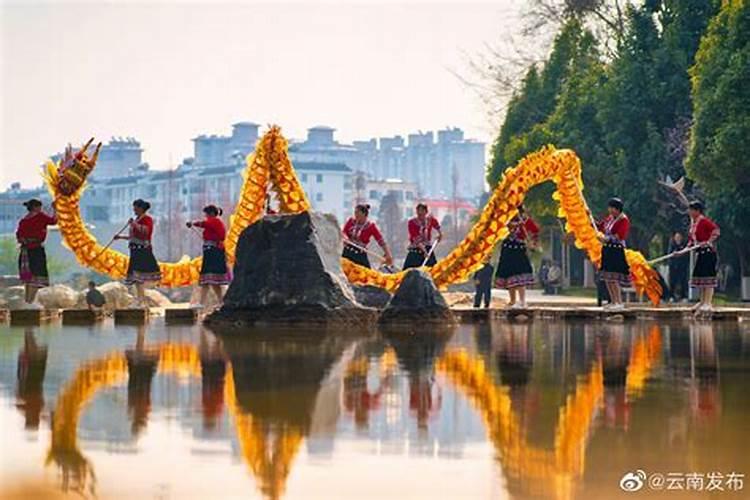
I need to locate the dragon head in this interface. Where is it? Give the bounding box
[56,138,101,196]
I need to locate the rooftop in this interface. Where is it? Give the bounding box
[295,161,351,173]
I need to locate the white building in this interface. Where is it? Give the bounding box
[296,162,353,224]
[362,178,419,222]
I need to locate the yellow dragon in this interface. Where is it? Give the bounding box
[44,126,662,303]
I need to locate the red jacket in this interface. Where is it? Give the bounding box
[598,214,630,243]
[129,215,154,244]
[16,212,57,248]
[509,215,540,241]
[408,216,441,247]
[194,216,226,248]
[343,218,385,247]
[689,215,720,245]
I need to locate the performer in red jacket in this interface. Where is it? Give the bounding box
[403,203,442,269]
[341,204,393,269]
[16,198,57,308]
[116,199,161,307]
[596,197,631,311]
[187,205,231,308]
[495,205,540,309]
[687,200,720,312]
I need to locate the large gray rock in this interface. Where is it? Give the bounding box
[36,284,79,309]
[207,211,376,326]
[352,285,392,309]
[379,269,455,324]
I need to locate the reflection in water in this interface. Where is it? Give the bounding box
[16,328,47,430]
[199,330,227,430]
[126,327,158,436]
[385,330,452,431]
[2,320,748,499]
[689,322,721,424]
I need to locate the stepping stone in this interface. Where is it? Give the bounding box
[62,309,106,325]
[115,308,149,324]
[10,309,60,326]
[165,308,200,324]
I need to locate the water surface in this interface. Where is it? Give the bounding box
[1,319,748,499]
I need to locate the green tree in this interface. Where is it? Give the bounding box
[687,0,750,274]
[487,19,592,187]
[0,236,67,280]
[0,236,17,275]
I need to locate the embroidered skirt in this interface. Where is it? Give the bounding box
[200,245,232,285]
[495,239,534,289]
[342,244,371,269]
[125,244,162,285]
[403,245,437,269]
[600,242,631,287]
[18,247,49,288]
[690,246,718,289]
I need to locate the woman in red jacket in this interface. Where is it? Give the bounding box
[16,198,57,307]
[597,197,631,311]
[403,203,442,269]
[116,199,161,306]
[687,200,720,312]
[187,205,231,308]
[495,205,540,309]
[342,204,393,269]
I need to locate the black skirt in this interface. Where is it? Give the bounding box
[200,245,231,285]
[125,244,162,285]
[600,242,631,286]
[495,239,534,289]
[403,245,437,269]
[690,246,718,288]
[342,244,371,269]
[18,246,49,288]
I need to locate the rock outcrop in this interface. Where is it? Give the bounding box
[206,212,376,326]
[36,285,80,309]
[352,285,392,309]
[379,269,455,324]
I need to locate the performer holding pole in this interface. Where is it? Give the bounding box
[596,197,631,312]
[187,205,231,308]
[342,204,393,269]
[16,199,57,308]
[116,199,161,307]
[687,200,720,312]
[494,205,539,309]
[403,203,442,269]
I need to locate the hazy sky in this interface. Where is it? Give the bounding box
[1,0,523,189]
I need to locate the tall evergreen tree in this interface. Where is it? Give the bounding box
[687,0,750,275]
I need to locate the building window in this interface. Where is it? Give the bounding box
[302,173,308,182]
[406,191,414,200]
[316,174,323,183]
[316,193,323,202]
[369,190,379,200]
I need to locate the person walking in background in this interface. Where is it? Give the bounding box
[687,200,720,312]
[187,205,231,309]
[668,231,690,302]
[403,203,442,269]
[341,204,393,269]
[85,281,106,311]
[495,205,539,309]
[16,199,57,308]
[117,199,161,307]
[596,197,631,312]
[473,259,494,308]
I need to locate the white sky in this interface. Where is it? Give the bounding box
[0,0,523,189]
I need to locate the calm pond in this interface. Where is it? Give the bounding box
[1,319,748,499]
